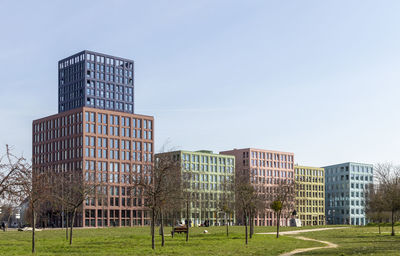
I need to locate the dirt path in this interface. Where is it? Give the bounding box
[257,227,348,256]
[279,236,338,256]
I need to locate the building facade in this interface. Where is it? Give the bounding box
[156,150,235,226]
[32,51,153,227]
[220,148,295,226]
[58,50,134,113]
[324,162,373,225]
[33,107,153,227]
[294,165,325,226]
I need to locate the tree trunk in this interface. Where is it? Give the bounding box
[250,214,254,239]
[171,213,176,238]
[276,211,280,238]
[186,199,190,242]
[69,208,77,245]
[151,208,155,250]
[32,208,36,253]
[245,214,248,245]
[65,211,69,240]
[225,212,228,237]
[160,210,165,247]
[391,210,395,236]
[378,222,381,234]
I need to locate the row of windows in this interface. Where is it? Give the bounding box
[326,165,373,174]
[295,168,324,177]
[85,53,133,70]
[249,151,294,162]
[85,136,151,151]
[251,160,294,169]
[296,199,324,206]
[251,169,294,178]
[182,163,234,173]
[87,80,133,94]
[85,161,151,174]
[296,176,324,183]
[86,98,134,112]
[297,191,324,198]
[85,123,151,139]
[86,62,133,78]
[34,148,83,164]
[86,89,133,102]
[86,70,133,85]
[34,113,83,132]
[250,177,294,185]
[85,148,152,162]
[85,112,151,129]
[326,175,373,182]
[181,154,234,165]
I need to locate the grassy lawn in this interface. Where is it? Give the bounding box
[0,226,321,256]
[292,226,400,256]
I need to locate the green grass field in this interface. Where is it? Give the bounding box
[0,225,399,255]
[292,226,400,256]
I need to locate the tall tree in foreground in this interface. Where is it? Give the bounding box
[267,179,295,238]
[137,151,181,249]
[218,177,235,237]
[235,168,262,245]
[365,183,386,234]
[0,145,27,206]
[373,163,400,236]
[9,150,50,253]
[51,171,98,245]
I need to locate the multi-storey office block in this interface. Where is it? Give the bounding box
[58,50,134,113]
[156,150,235,226]
[324,162,373,225]
[294,165,325,226]
[32,107,153,227]
[220,148,295,226]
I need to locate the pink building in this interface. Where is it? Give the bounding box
[220,148,295,226]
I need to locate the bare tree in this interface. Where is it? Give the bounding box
[267,179,296,238]
[0,145,28,206]
[365,183,387,234]
[51,171,98,245]
[137,151,181,249]
[235,169,262,245]
[218,177,235,237]
[374,163,400,236]
[15,159,51,253]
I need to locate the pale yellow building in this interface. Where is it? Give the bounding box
[294,165,325,226]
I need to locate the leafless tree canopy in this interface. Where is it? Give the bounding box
[368,163,400,236]
[136,151,182,249]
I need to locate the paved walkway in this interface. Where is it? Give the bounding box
[257,227,348,256]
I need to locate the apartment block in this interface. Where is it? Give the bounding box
[324,162,373,225]
[156,150,235,226]
[58,50,134,113]
[32,107,153,227]
[220,148,295,226]
[294,165,325,226]
[33,50,153,228]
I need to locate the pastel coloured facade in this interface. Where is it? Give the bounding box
[220,148,295,226]
[324,162,373,225]
[156,150,235,226]
[294,165,325,226]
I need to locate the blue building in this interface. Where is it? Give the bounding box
[324,162,373,225]
[58,50,134,113]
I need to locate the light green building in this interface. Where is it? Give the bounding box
[156,150,235,226]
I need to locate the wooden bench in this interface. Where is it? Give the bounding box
[171,226,188,235]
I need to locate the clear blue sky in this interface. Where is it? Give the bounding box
[1,0,400,166]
